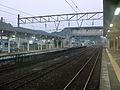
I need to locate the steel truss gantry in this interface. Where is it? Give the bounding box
[18,12,103,30]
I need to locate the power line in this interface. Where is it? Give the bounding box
[65,0,84,27]
[70,0,82,13]
[65,0,77,13]
[68,0,90,26]
[0,3,33,16]
[0,9,17,16]
[72,0,92,26]
[6,20,17,24]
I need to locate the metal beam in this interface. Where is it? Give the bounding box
[19,12,103,24]
[18,12,103,30]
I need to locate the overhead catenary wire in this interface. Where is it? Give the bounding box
[0,9,18,26]
[70,0,89,25]
[68,0,92,26]
[65,0,80,27]
[65,0,83,26]
[0,3,38,28]
[0,3,33,16]
[70,0,82,13]
[0,2,56,30]
[65,0,77,13]
[6,20,17,24]
[0,9,17,16]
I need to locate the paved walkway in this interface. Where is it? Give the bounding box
[100,48,120,90]
[108,49,120,67]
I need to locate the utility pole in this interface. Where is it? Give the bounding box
[18,14,20,27]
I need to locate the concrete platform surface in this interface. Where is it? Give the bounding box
[100,48,120,90]
[0,48,62,57]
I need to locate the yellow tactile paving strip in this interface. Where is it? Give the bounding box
[106,49,120,83]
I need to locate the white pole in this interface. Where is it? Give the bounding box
[53,39,55,49]
[61,40,63,48]
[57,40,59,48]
[17,37,20,49]
[0,35,2,51]
[41,43,43,50]
[27,40,29,52]
[108,39,110,48]
[8,37,10,53]
[114,39,116,49]
[116,38,119,50]
[46,44,47,49]
[38,44,39,50]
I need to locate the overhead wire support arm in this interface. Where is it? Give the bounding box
[87,13,98,20]
[68,15,76,21]
[19,12,103,23]
[18,12,103,28]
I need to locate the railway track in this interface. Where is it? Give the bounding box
[63,46,102,90]
[19,46,100,90]
[0,46,90,90]
[0,47,86,73]
[0,47,87,82]
[0,46,102,90]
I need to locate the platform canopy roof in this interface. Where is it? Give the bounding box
[64,26,103,30]
[0,22,64,39]
[103,0,119,35]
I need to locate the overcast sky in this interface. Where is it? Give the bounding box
[0,0,103,32]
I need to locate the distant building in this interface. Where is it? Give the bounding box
[52,27,105,47]
[0,21,64,53]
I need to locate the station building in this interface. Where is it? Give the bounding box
[56,27,105,47]
[0,20,64,53]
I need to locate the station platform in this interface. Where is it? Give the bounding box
[0,48,62,57]
[100,48,120,90]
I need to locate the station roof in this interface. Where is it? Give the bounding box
[0,22,64,39]
[64,26,103,30]
[52,26,103,37]
[103,0,119,35]
[0,21,14,32]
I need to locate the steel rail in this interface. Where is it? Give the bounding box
[62,48,99,90]
[11,47,91,90]
[0,47,86,73]
[0,47,89,90]
[83,48,101,90]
